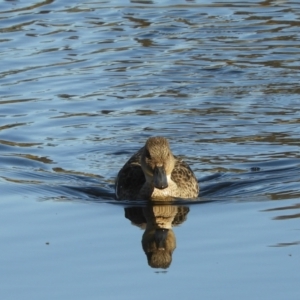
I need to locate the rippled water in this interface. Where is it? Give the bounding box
[1,0,300,299]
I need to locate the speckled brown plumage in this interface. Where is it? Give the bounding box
[115,137,199,200]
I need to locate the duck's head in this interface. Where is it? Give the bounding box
[141,137,176,189]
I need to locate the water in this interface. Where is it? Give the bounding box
[1,0,300,299]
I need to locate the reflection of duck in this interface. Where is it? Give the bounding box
[125,205,190,269]
[116,136,199,200]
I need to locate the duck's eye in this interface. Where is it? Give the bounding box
[145,149,151,159]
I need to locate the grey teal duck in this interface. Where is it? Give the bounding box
[115,136,199,200]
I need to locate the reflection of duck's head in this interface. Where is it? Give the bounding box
[140,137,175,191]
[141,205,178,269]
[142,228,176,269]
[124,205,190,269]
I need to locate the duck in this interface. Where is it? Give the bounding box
[115,136,199,200]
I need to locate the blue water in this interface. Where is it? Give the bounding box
[1,0,300,299]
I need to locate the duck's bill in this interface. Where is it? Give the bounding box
[153,166,168,189]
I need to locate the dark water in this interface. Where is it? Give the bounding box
[1,0,300,299]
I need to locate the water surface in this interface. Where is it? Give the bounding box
[1,0,300,299]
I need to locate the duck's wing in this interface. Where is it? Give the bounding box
[171,157,199,198]
[115,148,146,200]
